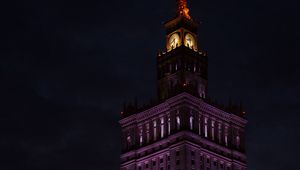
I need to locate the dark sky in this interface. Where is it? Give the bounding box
[1,0,300,169]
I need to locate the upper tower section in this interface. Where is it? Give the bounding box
[165,0,199,52]
[157,0,208,101]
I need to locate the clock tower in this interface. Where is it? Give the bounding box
[158,0,207,100]
[120,1,247,170]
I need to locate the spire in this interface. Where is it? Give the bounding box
[177,0,191,19]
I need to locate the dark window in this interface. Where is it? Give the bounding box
[191,160,195,165]
[160,168,163,170]
[146,164,148,168]
[214,161,217,166]
[207,158,210,163]
[153,161,156,166]
[191,151,195,156]
[138,167,142,170]
[168,165,170,170]
[160,158,163,163]
[176,160,180,165]
[168,156,170,161]
[176,151,180,156]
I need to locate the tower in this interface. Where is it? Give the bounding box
[120,1,247,170]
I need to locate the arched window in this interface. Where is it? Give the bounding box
[160,117,165,138]
[153,121,157,141]
[176,116,181,130]
[189,116,194,130]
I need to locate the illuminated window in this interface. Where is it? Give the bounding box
[176,116,181,130]
[139,128,143,146]
[168,117,171,135]
[218,123,222,144]
[189,116,194,130]
[211,120,215,140]
[154,121,157,141]
[225,126,228,146]
[204,117,208,137]
[236,135,240,149]
[127,135,131,149]
[161,117,165,138]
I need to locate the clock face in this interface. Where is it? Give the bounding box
[185,33,196,48]
[169,33,180,50]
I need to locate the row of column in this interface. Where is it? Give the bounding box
[122,111,244,151]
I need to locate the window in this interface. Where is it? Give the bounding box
[218,123,222,144]
[168,117,171,135]
[160,158,163,163]
[176,160,180,165]
[146,123,150,143]
[198,117,201,135]
[176,116,181,130]
[153,160,156,166]
[225,126,228,146]
[161,117,165,138]
[154,121,157,141]
[126,135,131,149]
[236,135,240,149]
[176,151,180,156]
[211,120,215,140]
[191,160,195,165]
[139,128,143,146]
[189,116,194,130]
[204,117,208,137]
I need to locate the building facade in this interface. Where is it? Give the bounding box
[120,1,247,170]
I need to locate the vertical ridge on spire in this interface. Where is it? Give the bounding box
[177,0,191,19]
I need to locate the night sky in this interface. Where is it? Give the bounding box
[1,0,300,169]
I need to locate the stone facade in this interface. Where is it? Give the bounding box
[120,93,247,170]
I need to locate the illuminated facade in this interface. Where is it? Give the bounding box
[120,0,247,170]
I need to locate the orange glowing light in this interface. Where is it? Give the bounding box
[177,0,191,19]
